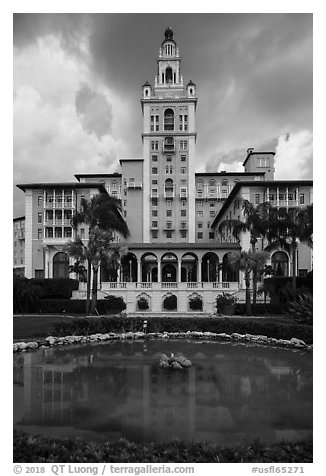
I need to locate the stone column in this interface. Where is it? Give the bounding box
[137,259,141,283]
[178,258,182,283]
[117,268,121,283]
[198,259,202,282]
[158,259,161,283]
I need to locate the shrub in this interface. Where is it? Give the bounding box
[29,278,79,299]
[287,293,313,325]
[103,295,126,312]
[163,294,177,310]
[215,293,237,312]
[137,296,149,310]
[13,275,42,313]
[189,295,203,311]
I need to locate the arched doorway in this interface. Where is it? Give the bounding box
[181,253,198,282]
[141,253,158,282]
[161,253,178,282]
[272,251,289,277]
[202,252,219,282]
[53,252,69,278]
[121,253,138,282]
[222,253,238,282]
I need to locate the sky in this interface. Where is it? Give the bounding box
[13,13,313,216]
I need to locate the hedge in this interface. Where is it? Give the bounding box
[52,316,313,344]
[34,296,126,315]
[14,430,312,463]
[29,278,79,299]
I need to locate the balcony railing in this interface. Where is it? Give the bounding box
[100,281,239,291]
[127,182,143,189]
[164,188,175,199]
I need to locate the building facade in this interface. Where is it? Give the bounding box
[15,28,313,312]
[13,216,25,277]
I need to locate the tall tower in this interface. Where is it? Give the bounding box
[141,28,197,243]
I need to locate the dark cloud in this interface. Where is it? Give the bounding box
[75,83,113,138]
[13,13,312,217]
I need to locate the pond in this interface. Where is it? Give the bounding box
[13,340,312,445]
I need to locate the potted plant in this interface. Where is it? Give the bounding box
[189,295,203,311]
[137,296,149,310]
[216,292,237,315]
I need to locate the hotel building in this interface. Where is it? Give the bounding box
[15,28,313,313]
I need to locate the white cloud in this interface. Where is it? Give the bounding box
[217,161,243,172]
[274,130,313,180]
[14,35,132,214]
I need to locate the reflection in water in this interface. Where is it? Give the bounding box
[13,341,312,444]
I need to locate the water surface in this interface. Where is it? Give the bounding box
[13,340,312,445]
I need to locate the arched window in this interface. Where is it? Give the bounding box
[53,252,69,278]
[165,67,173,83]
[164,109,174,131]
[272,251,289,277]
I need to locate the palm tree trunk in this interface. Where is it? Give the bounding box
[251,240,257,305]
[245,273,252,315]
[292,245,297,294]
[90,266,98,315]
[86,260,91,315]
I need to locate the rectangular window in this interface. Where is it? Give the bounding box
[80,228,85,239]
[37,229,42,239]
[279,193,284,201]
[197,222,203,229]
[197,200,203,207]
[166,199,172,207]
[209,232,215,239]
[180,230,187,238]
[166,221,172,229]
[181,155,186,162]
[180,140,188,150]
[288,192,296,201]
[299,193,305,204]
[152,221,158,228]
[166,155,172,162]
[166,231,172,238]
[166,209,172,217]
[124,189,127,196]
[38,196,43,206]
[181,179,187,185]
[165,165,173,174]
[181,167,186,174]
[123,200,127,206]
[152,180,158,185]
[197,232,203,239]
[209,201,215,207]
[152,167,158,174]
[152,230,158,239]
[181,221,187,229]
[181,209,187,216]
[269,193,275,201]
[210,210,215,217]
[152,210,158,217]
[255,194,260,204]
[37,213,42,223]
[181,199,187,207]
[197,210,203,217]
[180,187,187,198]
[152,155,158,161]
[152,198,158,207]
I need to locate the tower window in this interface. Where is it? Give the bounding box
[165,67,173,83]
[164,109,174,131]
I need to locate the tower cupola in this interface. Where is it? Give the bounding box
[142,81,152,99]
[186,80,196,98]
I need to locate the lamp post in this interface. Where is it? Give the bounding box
[207,259,210,283]
[129,260,132,282]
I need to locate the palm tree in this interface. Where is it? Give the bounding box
[229,250,269,315]
[68,227,126,315]
[218,199,272,304]
[68,260,87,282]
[70,193,129,313]
[264,204,313,293]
